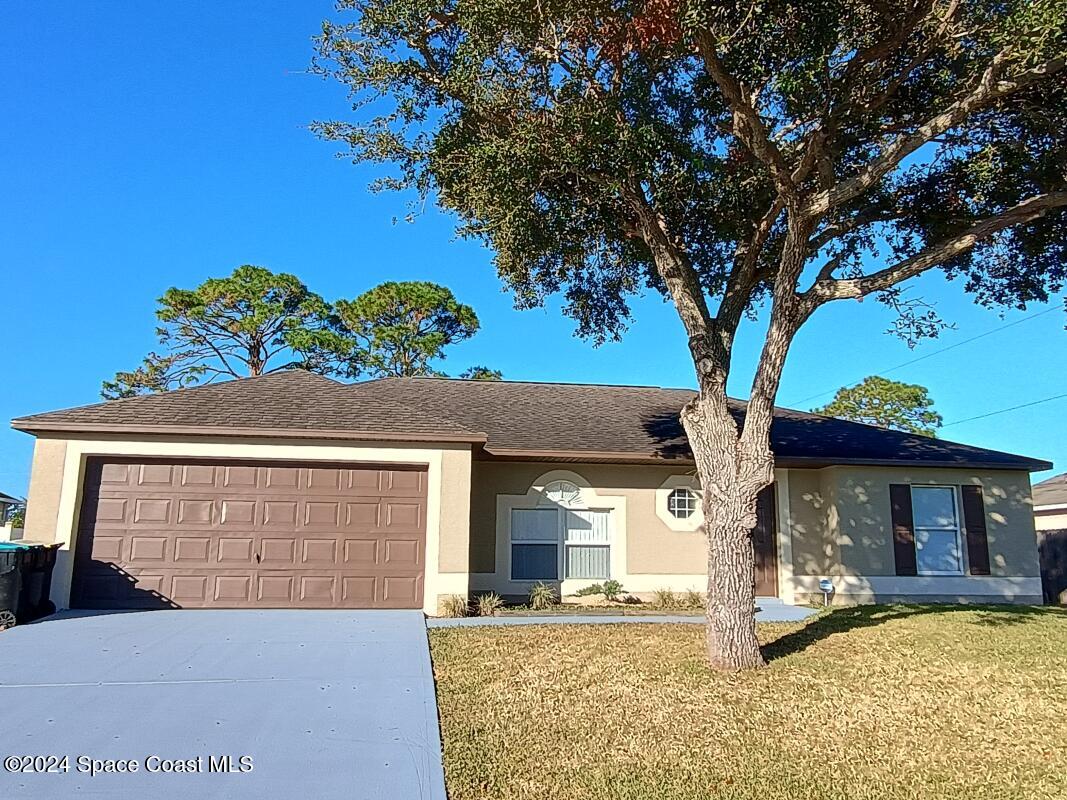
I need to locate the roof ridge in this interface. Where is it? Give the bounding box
[356,375,699,391]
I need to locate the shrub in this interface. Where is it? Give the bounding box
[653,588,680,610]
[572,581,626,602]
[528,582,558,610]
[476,592,505,617]
[439,595,469,618]
[572,583,604,597]
[681,589,705,610]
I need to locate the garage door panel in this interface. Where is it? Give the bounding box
[73,458,427,610]
[174,536,211,563]
[305,501,341,527]
[132,498,172,525]
[214,575,253,602]
[384,469,425,496]
[179,464,217,488]
[264,466,301,490]
[307,467,342,491]
[217,537,255,564]
[385,502,421,529]
[382,576,421,607]
[137,464,175,486]
[220,499,257,526]
[222,465,259,488]
[176,498,214,525]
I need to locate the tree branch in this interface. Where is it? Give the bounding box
[803,191,1067,308]
[693,32,798,203]
[804,54,1065,217]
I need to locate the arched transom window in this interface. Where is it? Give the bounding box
[541,480,583,508]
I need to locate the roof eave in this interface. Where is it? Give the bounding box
[481,447,1050,471]
[11,419,488,445]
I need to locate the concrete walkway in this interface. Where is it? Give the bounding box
[0,610,446,800]
[428,601,817,628]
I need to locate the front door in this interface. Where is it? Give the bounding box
[752,485,779,596]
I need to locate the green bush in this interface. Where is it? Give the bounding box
[528,583,558,610]
[601,580,624,602]
[475,592,505,617]
[653,588,680,609]
[439,595,469,618]
[572,583,604,597]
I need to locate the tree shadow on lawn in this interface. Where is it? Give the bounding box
[762,603,1067,662]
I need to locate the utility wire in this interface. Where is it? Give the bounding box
[940,391,1067,428]
[785,302,1065,407]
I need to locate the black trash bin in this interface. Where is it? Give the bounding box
[0,544,25,629]
[0,541,60,627]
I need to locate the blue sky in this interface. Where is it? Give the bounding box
[1,1,1064,497]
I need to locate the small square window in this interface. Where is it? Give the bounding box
[668,488,698,519]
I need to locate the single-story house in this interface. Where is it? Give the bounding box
[12,370,1050,614]
[1032,473,1067,604]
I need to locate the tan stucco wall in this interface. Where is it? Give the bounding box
[22,437,67,544]
[470,460,705,576]
[438,447,472,573]
[832,466,1039,578]
[783,466,1042,604]
[19,433,472,615]
[787,469,836,576]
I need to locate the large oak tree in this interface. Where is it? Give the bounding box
[314,0,1067,668]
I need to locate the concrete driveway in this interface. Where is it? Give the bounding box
[0,610,446,800]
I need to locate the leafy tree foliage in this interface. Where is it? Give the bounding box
[102,266,345,398]
[314,0,1066,669]
[460,366,504,380]
[334,281,486,377]
[815,376,943,436]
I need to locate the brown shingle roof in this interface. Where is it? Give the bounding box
[11,370,484,443]
[1034,473,1067,506]
[348,377,1052,470]
[11,371,1052,471]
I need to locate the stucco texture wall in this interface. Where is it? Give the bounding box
[22,437,67,544]
[469,460,703,575]
[833,466,1038,578]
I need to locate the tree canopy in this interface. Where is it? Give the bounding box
[334,281,484,377]
[314,0,1066,346]
[103,266,343,398]
[313,0,1066,669]
[103,270,497,396]
[815,376,943,436]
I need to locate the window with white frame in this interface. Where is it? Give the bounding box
[511,508,559,580]
[563,509,611,579]
[667,487,699,519]
[911,485,964,575]
[510,483,613,581]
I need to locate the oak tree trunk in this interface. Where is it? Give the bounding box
[682,392,772,670]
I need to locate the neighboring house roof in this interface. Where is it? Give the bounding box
[1033,473,1067,508]
[11,370,484,444]
[0,491,22,505]
[11,371,1051,471]
[347,377,1051,471]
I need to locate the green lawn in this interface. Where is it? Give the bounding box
[429,606,1067,800]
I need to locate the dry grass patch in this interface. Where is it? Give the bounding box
[429,605,1067,800]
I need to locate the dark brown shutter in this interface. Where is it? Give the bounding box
[889,484,918,576]
[960,485,991,576]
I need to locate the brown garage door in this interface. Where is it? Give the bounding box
[72,458,427,609]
